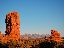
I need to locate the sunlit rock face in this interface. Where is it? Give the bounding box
[0,31,3,41]
[5,11,20,41]
[50,30,61,42]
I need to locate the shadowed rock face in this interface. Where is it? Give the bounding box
[5,11,20,41]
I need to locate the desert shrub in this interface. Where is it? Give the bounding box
[0,42,8,48]
[39,41,56,48]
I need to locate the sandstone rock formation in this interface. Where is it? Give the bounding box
[50,30,61,42]
[5,11,20,41]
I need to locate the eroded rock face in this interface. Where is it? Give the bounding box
[5,11,20,41]
[50,30,61,42]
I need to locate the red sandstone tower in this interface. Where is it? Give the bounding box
[50,30,61,42]
[5,11,20,41]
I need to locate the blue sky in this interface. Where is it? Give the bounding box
[0,0,64,36]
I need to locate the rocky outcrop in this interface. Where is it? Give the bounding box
[0,11,21,43]
[5,11,20,41]
[50,30,61,42]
